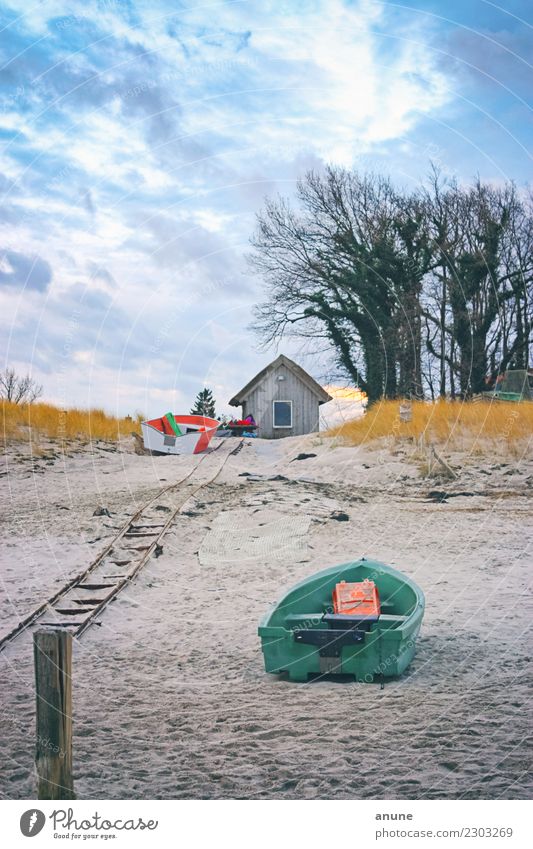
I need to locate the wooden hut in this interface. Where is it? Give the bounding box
[229,355,332,439]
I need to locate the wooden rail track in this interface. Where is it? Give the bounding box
[0,438,241,651]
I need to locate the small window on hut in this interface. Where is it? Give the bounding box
[273,400,292,428]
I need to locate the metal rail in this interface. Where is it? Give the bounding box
[0,438,241,650]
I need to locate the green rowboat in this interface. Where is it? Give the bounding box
[482,369,533,403]
[258,559,425,682]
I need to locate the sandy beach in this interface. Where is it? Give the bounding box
[1,434,531,800]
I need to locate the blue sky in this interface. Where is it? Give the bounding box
[0,0,531,416]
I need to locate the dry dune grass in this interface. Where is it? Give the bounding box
[1,400,141,444]
[329,398,533,456]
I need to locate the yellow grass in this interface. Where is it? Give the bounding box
[329,399,533,455]
[1,400,142,444]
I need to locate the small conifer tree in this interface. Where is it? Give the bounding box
[190,387,216,418]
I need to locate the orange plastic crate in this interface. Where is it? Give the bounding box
[332,579,381,619]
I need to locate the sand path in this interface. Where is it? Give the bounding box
[1,436,531,799]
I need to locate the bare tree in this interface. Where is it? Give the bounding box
[249,165,532,401]
[249,167,432,401]
[423,171,533,396]
[0,367,43,403]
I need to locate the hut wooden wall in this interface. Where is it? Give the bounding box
[241,361,321,439]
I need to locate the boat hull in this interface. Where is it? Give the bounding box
[258,559,424,682]
[482,369,532,403]
[141,414,219,455]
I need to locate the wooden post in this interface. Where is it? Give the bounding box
[34,629,75,799]
[131,431,150,455]
[431,444,458,480]
[399,401,412,423]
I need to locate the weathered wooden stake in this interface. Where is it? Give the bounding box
[431,444,458,480]
[34,629,75,799]
[131,430,150,455]
[399,401,413,423]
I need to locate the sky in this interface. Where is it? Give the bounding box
[0,0,531,417]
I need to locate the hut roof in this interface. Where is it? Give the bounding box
[229,355,332,406]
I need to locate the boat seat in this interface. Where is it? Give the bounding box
[284,612,408,628]
[378,613,409,626]
[375,614,408,623]
[284,614,324,628]
[324,612,379,625]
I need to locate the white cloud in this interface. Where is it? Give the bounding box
[0,0,454,412]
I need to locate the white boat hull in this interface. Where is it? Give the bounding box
[140,414,220,455]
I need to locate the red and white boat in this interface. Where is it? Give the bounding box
[141,413,220,455]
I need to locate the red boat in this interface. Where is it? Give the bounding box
[141,413,219,455]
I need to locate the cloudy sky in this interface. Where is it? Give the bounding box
[0,0,531,416]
